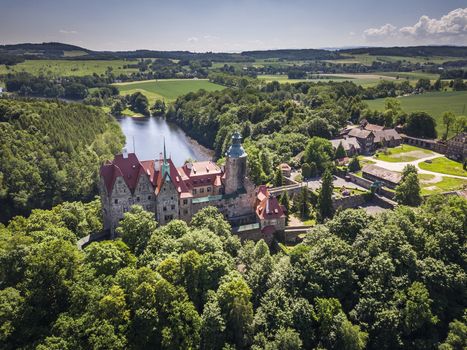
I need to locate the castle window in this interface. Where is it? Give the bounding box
[200,188,204,193]
[183,199,188,205]
[114,199,118,204]
[184,209,188,214]
[148,195,151,200]
[193,189,197,194]
[171,205,175,210]
[165,215,173,221]
[136,197,140,202]
[163,206,167,211]
[207,187,211,192]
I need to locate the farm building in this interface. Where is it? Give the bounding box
[330,137,361,156]
[446,132,467,161]
[362,164,402,189]
[346,120,402,153]
[278,163,292,177]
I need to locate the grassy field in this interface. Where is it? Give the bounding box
[378,71,440,81]
[327,53,463,66]
[113,79,225,103]
[0,59,139,76]
[373,145,434,162]
[421,176,467,195]
[366,91,467,138]
[418,157,467,177]
[257,73,397,87]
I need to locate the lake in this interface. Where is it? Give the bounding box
[117,116,214,166]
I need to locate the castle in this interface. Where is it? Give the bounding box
[99,132,286,240]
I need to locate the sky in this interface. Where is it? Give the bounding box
[1,0,466,52]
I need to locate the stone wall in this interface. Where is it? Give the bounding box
[155,179,180,225]
[101,174,156,237]
[347,173,373,189]
[332,193,367,210]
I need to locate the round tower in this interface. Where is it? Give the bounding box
[224,132,247,194]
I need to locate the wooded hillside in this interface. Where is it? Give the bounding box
[0,99,124,222]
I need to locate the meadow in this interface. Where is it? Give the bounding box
[257,73,397,87]
[113,79,225,103]
[0,59,139,76]
[365,91,467,137]
[327,53,463,66]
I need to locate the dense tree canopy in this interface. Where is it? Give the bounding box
[0,195,465,349]
[0,99,124,222]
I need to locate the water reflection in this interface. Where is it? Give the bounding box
[116,116,213,166]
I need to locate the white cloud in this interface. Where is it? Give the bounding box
[400,8,467,39]
[363,24,397,41]
[187,37,199,43]
[363,8,467,44]
[59,29,78,35]
[203,35,219,41]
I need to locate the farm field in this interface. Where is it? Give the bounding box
[378,71,440,81]
[113,79,225,103]
[373,145,434,162]
[327,53,463,66]
[365,91,467,138]
[418,157,467,177]
[0,59,139,76]
[257,73,397,87]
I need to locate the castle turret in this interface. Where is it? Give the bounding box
[225,132,247,194]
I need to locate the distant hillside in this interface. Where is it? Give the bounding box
[0,42,251,62]
[341,46,467,58]
[1,42,467,63]
[240,48,343,60]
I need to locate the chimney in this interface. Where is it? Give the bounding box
[122,148,128,159]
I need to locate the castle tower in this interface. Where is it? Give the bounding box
[225,132,247,194]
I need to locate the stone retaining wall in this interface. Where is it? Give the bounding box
[332,193,367,210]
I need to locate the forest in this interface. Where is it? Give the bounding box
[0,99,124,222]
[0,195,465,349]
[166,79,444,183]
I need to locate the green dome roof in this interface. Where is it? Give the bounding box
[226,132,246,158]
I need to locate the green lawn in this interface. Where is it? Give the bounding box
[0,59,139,76]
[365,91,467,138]
[418,157,467,177]
[421,176,467,195]
[114,79,225,103]
[373,145,434,162]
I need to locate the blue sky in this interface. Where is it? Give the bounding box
[1,0,466,51]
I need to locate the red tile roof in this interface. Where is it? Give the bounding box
[178,160,223,188]
[100,153,147,195]
[155,158,192,197]
[256,195,285,220]
[256,185,269,202]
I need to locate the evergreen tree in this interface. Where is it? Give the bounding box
[274,167,285,187]
[348,156,361,172]
[317,168,334,221]
[280,191,291,225]
[302,163,311,179]
[335,142,346,159]
[296,186,311,219]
